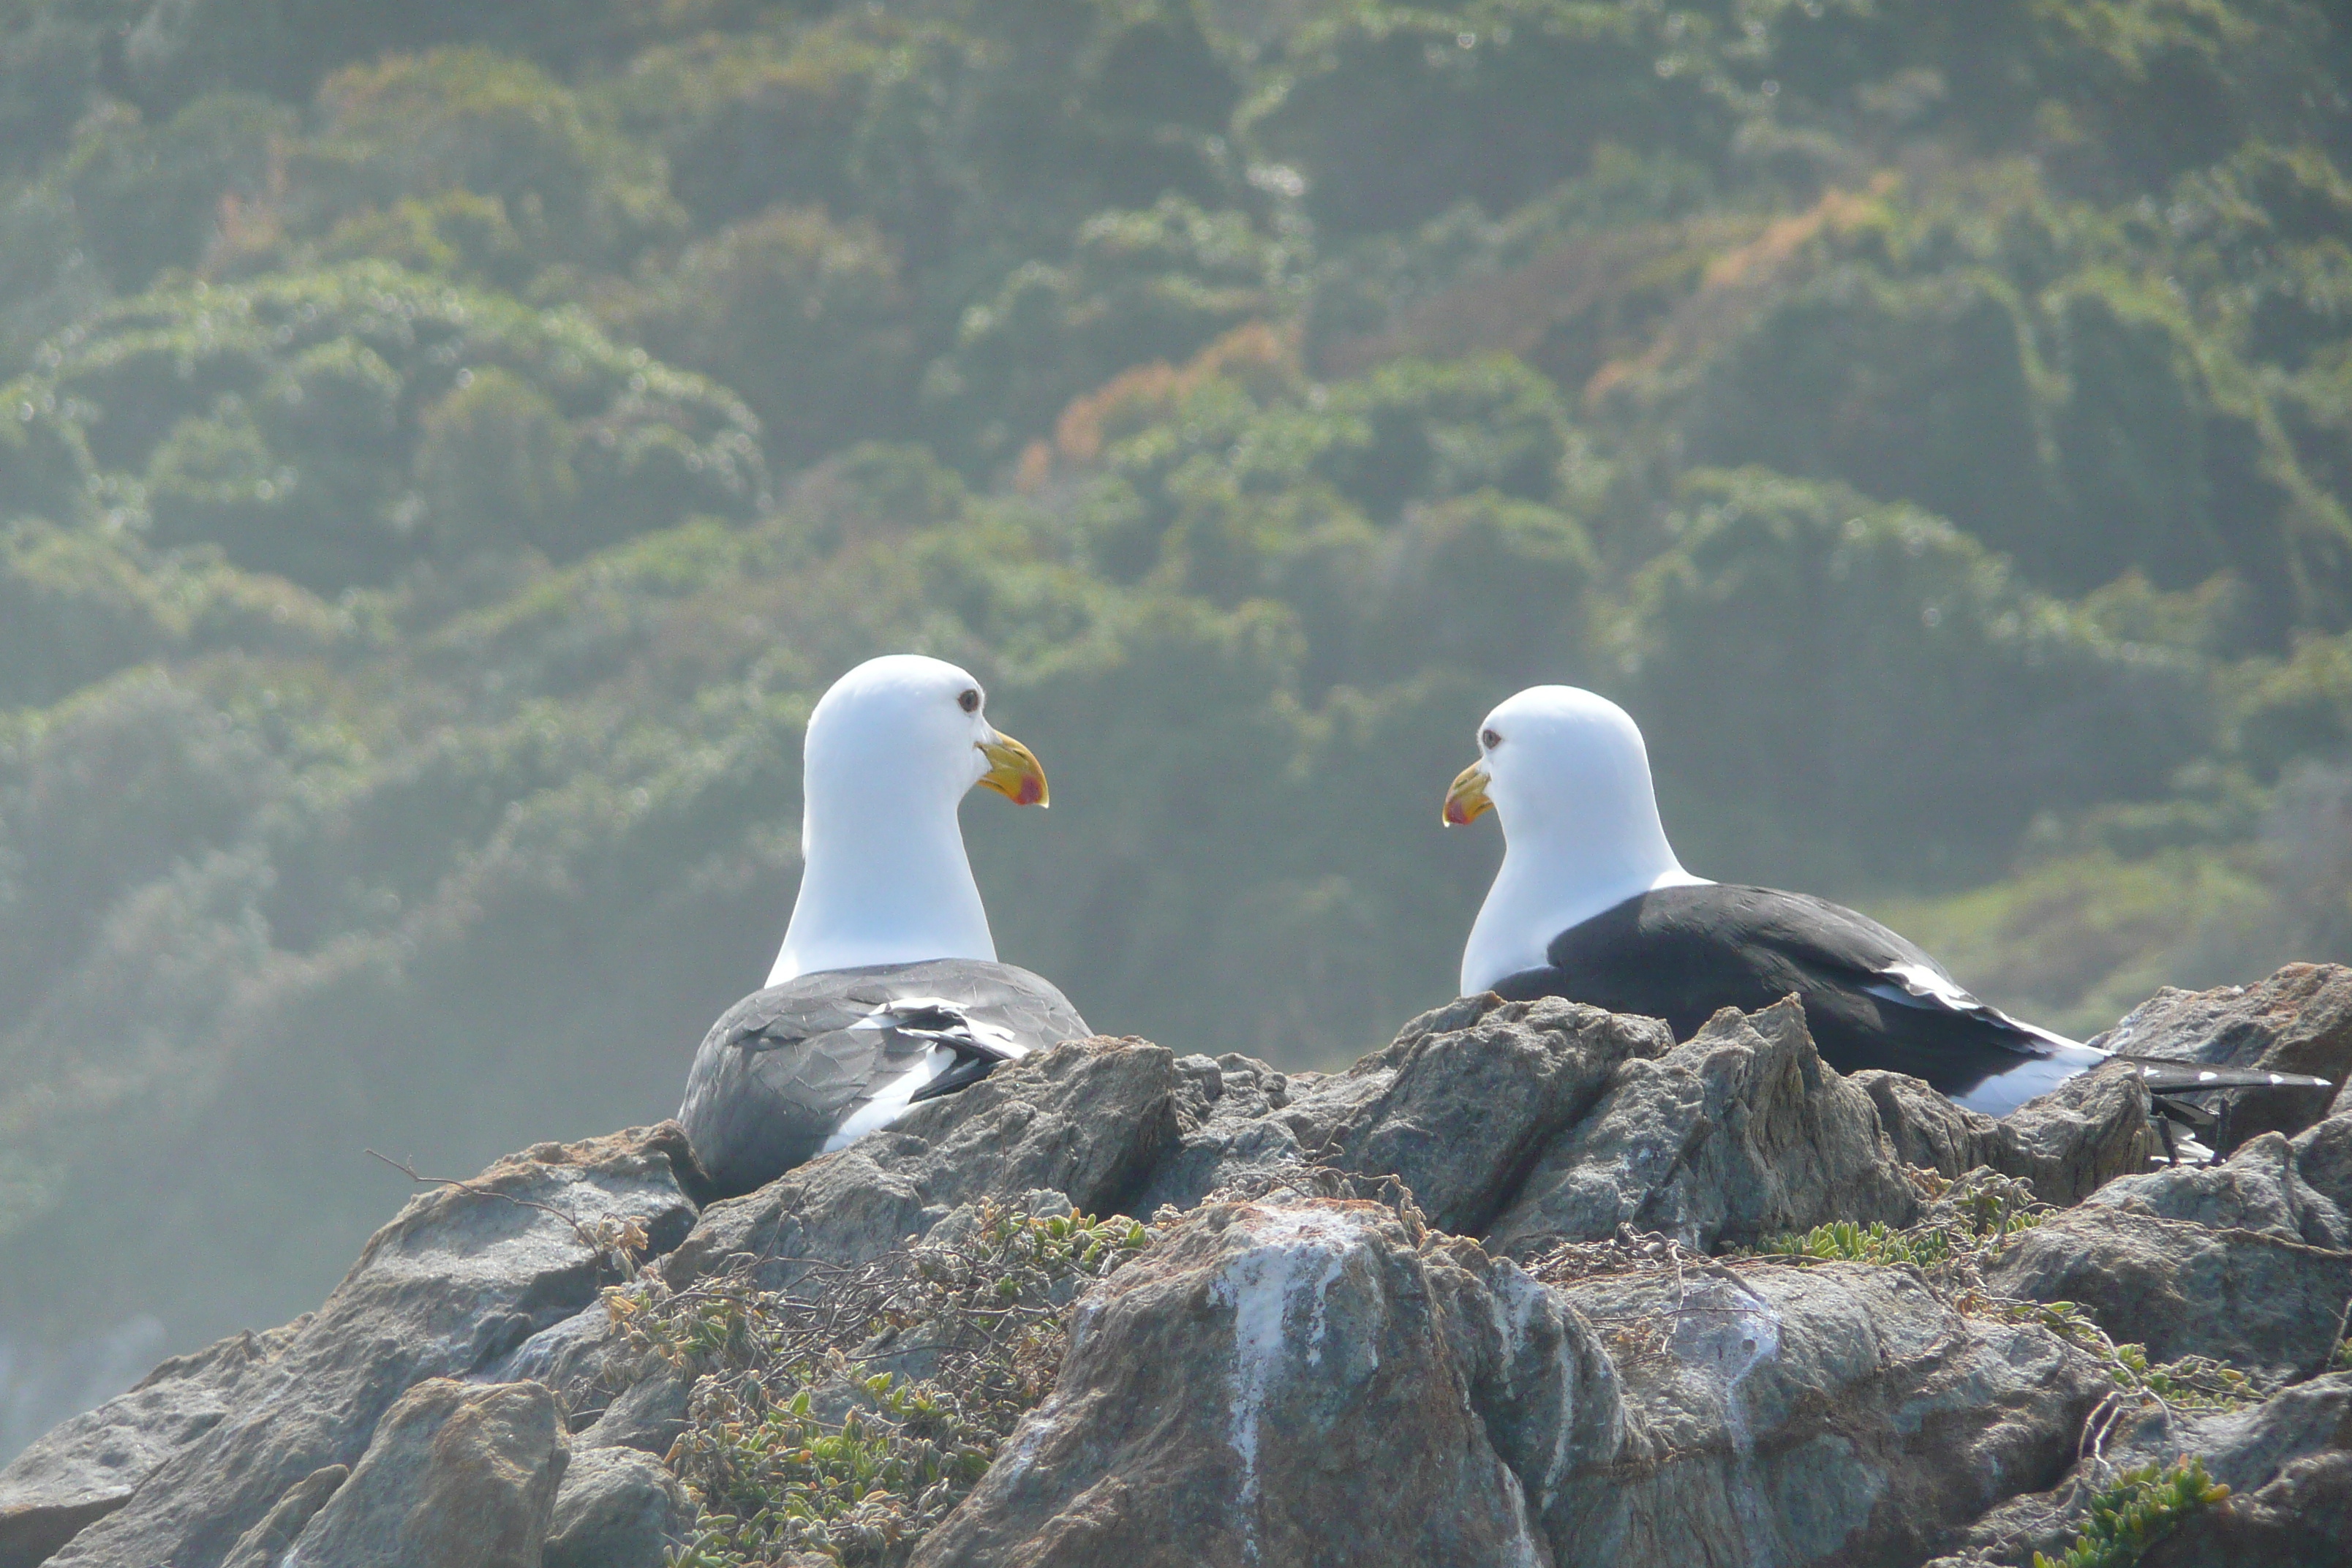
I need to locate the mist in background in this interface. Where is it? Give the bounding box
[4,0,2352,1460]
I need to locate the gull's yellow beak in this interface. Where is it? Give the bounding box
[976,731,1050,807]
[1442,758,1493,826]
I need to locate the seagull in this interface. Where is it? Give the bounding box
[679,655,1090,1196]
[1440,685,2328,1128]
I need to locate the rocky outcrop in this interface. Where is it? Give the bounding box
[1277,995,1674,1235]
[1483,998,1921,1256]
[541,1448,689,1568]
[662,1036,1183,1291]
[1934,1371,2352,1567]
[1549,1259,2108,1567]
[0,1323,299,1568]
[217,1465,347,1568]
[2095,962,2352,1150]
[1984,1208,2352,1382]
[1134,1052,1309,1215]
[10,965,2352,1567]
[1853,1058,2155,1204]
[2140,1381,2352,1567]
[268,1380,567,1568]
[912,1180,1613,1567]
[1982,1117,2352,1381]
[2081,1128,2352,1247]
[31,1126,696,1568]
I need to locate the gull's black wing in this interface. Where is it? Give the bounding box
[1496,884,2090,1109]
[679,958,1091,1196]
[1499,884,2326,1115]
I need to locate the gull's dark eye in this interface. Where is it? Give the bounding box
[1482,727,1502,750]
[959,688,981,714]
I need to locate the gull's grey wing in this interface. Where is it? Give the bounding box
[678,959,1091,1196]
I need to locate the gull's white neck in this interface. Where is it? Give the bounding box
[1461,810,1705,997]
[769,776,994,985]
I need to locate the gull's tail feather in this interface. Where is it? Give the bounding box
[2119,1058,2335,1098]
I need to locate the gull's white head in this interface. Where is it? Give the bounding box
[770,654,1049,984]
[1442,685,1703,996]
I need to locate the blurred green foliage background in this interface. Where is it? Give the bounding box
[4,0,2352,1452]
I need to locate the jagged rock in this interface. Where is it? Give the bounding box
[916,1189,2111,1568]
[218,1466,346,1568]
[910,1185,1614,1567]
[1131,1052,1306,1214]
[0,1322,298,1568]
[26,976,2352,1568]
[2094,963,2352,1151]
[572,1365,693,1457]
[276,1379,566,1568]
[2142,1458,2352,1566]
[2292,1110,2352,1212]
[466,1286,676,1452]
[2080,1129,2352,1247]
[541,1447,689,1568]
[1853,1060,2154,1205]
[1484,999,1921,1257]
[494,1041,1183,1441]
[1983,1210,2352,1382]
[2138,1376,2352,1565]
[42,1126,696,1568]
[662,1037,1181,1289]
[1931,1373,2352,1566]
[1290,995,1674,1235]
[1547,1259,2111,1567]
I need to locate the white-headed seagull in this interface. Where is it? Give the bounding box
[679,654,1089,1196]
[1441,684,2327,1128]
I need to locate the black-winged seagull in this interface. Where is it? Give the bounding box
[1439,684,2328,1126]
[679,654,1090,1196]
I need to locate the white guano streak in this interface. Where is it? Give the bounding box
[1207,1208,1364,1558]
[1489,1264,1576,1509]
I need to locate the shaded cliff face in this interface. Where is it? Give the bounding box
[9,968,2352,1568]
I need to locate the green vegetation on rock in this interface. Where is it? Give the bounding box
[2030,1456,2232,1568]
[610,1199,1152,1566]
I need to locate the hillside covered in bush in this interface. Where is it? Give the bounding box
[2,0,2351,1455]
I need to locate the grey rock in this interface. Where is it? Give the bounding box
[2094,963,2352,1150]
[1549,1259,2110,1567]
[2142,1458,2352,1566]
[1936,1373,2352,1567]
[910,1186,1611,1567]
[0,1322,298,1568]
[1854,1059,2154,1205]
[46,1125,697,1568]
[2138,1379,2352,1565]
[1301,995,1673,1235]
[542,1446,689,1568]
[280,1379,565,1568]
[1983,1209,2352,1382]
[916,1189,2111,1568]
[662,1038,1180,1291]
[2291,1109,2352,1213]
[32,973,2352,1568]
[1132,1052,1306,1214]
[218,1466,346,1568]
[470,1299,652,1446]
[2081,1129,2352,1248]
[475,1297,627,1393]
[1485,999,1921,1256]
[572,1365,693,1457]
